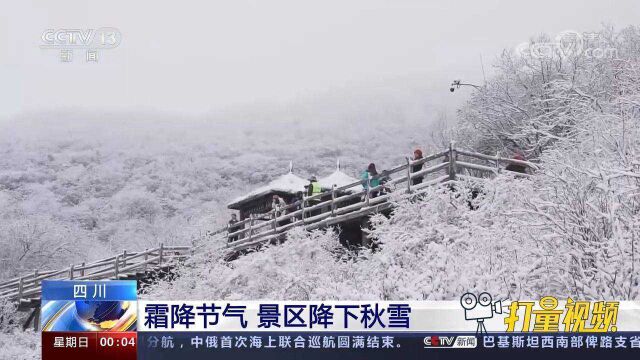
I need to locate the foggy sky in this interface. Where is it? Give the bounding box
[1,0,639,119]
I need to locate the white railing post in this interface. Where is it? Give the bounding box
[406,157,412,193]
[331,185,337,217]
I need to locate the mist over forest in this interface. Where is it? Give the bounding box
[0,84,453,279]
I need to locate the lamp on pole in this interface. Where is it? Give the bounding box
[450,80,481,92]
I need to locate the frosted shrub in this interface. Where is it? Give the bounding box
[112,190,162,222]
[366,179,548,300]
[0,217,85,279]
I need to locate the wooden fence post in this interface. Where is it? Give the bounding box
[34,269,39,286]
[18,277,24,299]
[248,214,254,240]
[69,264,74,280]
[495,151,500,174]
[272,210,277,232]
[448,141,457,181]
[33,307,40,331]
[122,250,127,267]
[114,255,120,278]
[331,185,336,217]
[144,249,149,270]
[406,157,412,193]
[301,200,306,224]
[80,262,85,277]
[365,176,371,206]
[159,244,164,265]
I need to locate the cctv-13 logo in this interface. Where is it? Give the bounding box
[461,293,619,333]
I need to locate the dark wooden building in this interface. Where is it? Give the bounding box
[227,171,308,220]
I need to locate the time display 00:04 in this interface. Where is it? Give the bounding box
[99,336,136,347]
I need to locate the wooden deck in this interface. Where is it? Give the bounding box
[221,144,536,254]
[0,245,191,305]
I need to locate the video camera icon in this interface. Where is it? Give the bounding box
[460,292,502,334]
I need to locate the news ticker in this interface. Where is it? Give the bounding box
[40,280,640,360]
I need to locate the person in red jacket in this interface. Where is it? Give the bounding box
[505,152,528,174]
[411,149,424,185]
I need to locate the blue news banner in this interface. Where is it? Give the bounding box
[39,282,640,359]
[138,332,640,359]
[136,300,640,360]
[41,280,138,360]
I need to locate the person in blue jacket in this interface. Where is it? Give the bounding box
[361,163,381,197]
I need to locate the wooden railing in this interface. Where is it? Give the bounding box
[0,245,191,302]
[221,144,538,253]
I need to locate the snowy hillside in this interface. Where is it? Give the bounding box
[146,25,640,302]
